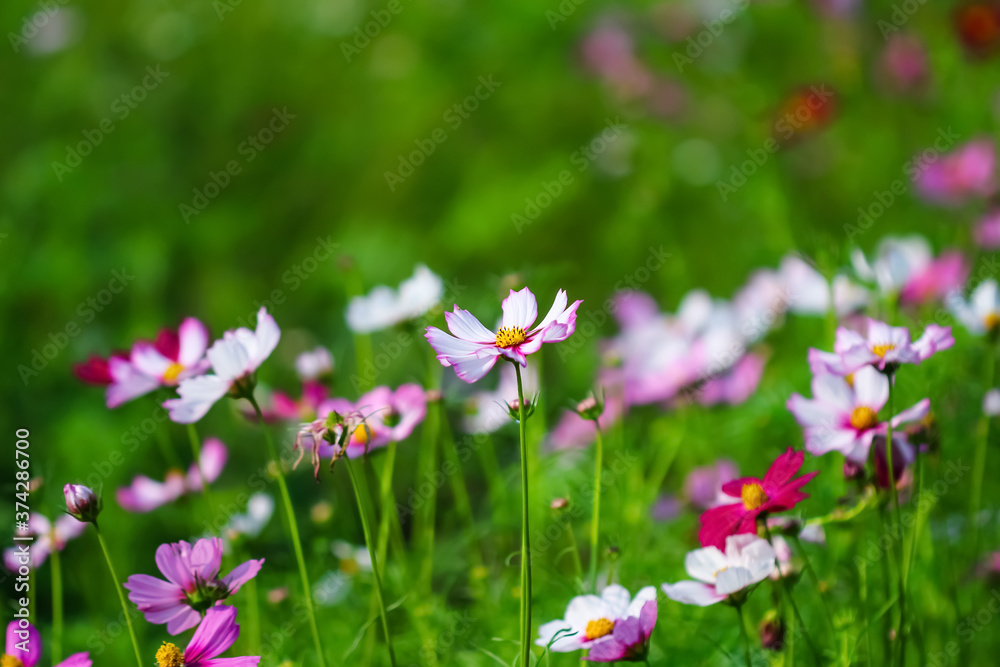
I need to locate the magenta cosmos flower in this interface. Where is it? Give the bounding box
[808,319,953,376]
[125,537,264,635]
[104,318,212,409]
[153,605,259,667]
[164,307,280,423]
[698,448,818,550]
[425,287,582,383]
[117,438,228,512]
[4,621,90,667]
[536,585,657,662]
[787,365,930,463]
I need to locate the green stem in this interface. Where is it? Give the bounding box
[763,523,822,664]
[589,424,604,593]
[94,526,144,667]
[152,415,181,469]
[248,395,326,667]
[345,455,398,667]
[735,603,752,667]
[565,516,584,583]
[790,534,835,634]
[971,341,995,554]
[515,363,533,667]
[51,540,63,663]
[186,422,214,513]
[884,377,905,666]
[376,441,398,577]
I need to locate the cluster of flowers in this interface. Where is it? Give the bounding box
[24,226,1000,665]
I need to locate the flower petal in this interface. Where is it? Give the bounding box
[501,287,538,329]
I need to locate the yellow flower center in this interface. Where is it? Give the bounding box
[585,617,615,640]
[850,406,878,430]
[495,326,527,349]
[1,655,25,667]
[741,483,768,510]
[986,313,1000,332]
[163,362,185,383]
[871,343,895,357]
[844,373,855,388]
[713,566,729,578]
[155,642,184,667]
[351,424,375,445]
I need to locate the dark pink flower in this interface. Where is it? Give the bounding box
[125,538,263,635]
[698,449,818,550]
[72,351,128,386]
[975,209,1000,248]
[153,605,259,666]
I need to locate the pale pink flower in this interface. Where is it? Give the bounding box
[975,210,1000,249]
[914,138,996,205]
[536,584,657,659]
[898,251,969,305]
[808,319,954,375]
[425,287,582,383]
[661,535,776,606]
[4,513,85,572]
[117,438,228,512]
[787,365,930,462]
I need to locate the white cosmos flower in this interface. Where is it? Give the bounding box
[346,265,443,333]
[950,279,1000,336]
[661,534,776,606]
[851,235,932,295]
[535,584,657,653]
[164,307,280,423]
[295,346,334,380]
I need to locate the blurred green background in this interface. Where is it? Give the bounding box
[4,0,1000,663]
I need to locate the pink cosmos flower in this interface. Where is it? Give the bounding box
[694,352,765,407]
[898,251,969,305]
[787,365,931,462]
[975,210,1000,249]
[914,139,996,206]
[153,605,260,666]
[117,438,228,512]
[164,307,280,423]
[808,319,954,376]
[698,448,818,550]
[851,235,933,296]
[661,534,776,606]
[425,287,582,383]
[4,621,90,667]
[878,33,929,94]
[295,384,427,477]
[106,318,212,408]
[125,537,264,635]
[536,584,657,661]
[4,513,85,572]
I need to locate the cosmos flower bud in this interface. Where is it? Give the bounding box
[759,610,786,651]
[508,397,535,421]
[576,393,605,421]
[425,388,443,403]
[64,484,102,524]
[550,497,569,511]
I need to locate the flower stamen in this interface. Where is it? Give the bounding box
[351,424,375,445]
[585,617,615,640]
[155,642,184,667]
[163,362,185,384]
[740,483,768,510]
[986,313,1000,332]
[871,343,895,357]
[495,326,527,349]
[850,406,878,430]
[1,655,25,667]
